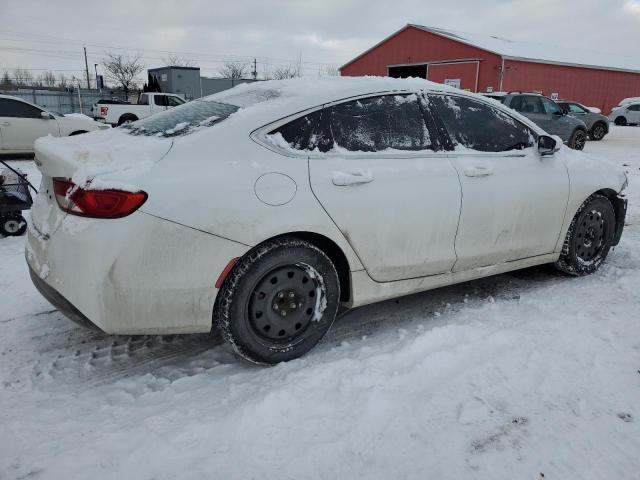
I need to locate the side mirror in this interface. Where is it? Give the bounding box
[538,135,560,156]
[40,111,53,119]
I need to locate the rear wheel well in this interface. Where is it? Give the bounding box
[118,114,138,125]
[274,232,351,303]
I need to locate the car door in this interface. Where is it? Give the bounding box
[428,93,569,271]
[304,93,461,282]
[0,98,60,152]
[627,103,640,123]
[151,94,169,114]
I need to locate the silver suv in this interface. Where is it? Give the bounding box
[483,92,588,150]
[556,101,609,141]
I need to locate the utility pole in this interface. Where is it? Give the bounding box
[94,63,99,91]
[84,46,91,90]
[252,58,257,80]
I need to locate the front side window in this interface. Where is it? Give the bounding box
[167,96,185,107]
[429,94,535,153]
[567,103,588,114]
[541,97,562,115]
[510,96,544,114]
[0,98,44,118]
[628,104,640,112]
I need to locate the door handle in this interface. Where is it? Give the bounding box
[463,166,494,177]
[332,170,374,186]
[0,122,10,127]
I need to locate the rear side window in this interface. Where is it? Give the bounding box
[510,96,544,114]
[628,104,640,111]
[328,95,432,152]
[0,98,43,118]
[268,110,329,151]
[429,95,535,152]
[138,94,149,105]
[154,95,168,107]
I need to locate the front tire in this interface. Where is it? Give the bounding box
[614,116,627,126]
[214,237,340,364]
[568,129,587,150]
[555,194,615,276]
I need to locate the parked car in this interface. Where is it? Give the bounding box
[93,92,186,126]
[27,78,627,364]
[609,102,640,126]
[556,100,609,140]
[482,92,588,150]
[0,94,110,155]
[618,97,640,107]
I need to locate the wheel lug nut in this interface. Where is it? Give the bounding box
[273,304,279,310]
[288,292,295,298]
[290,303,296,309]
[281,311,287,317]
[278,292,284,299]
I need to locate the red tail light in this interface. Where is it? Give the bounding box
[100,106,108,116]
[53,178,147,219]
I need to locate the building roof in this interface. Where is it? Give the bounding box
[341,24,640,74]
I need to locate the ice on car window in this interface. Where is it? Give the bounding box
[122,87,281,138]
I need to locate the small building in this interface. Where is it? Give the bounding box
[340,24,640,113]
[147,66,257,100]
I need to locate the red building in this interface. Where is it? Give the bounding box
[340,24,640,114]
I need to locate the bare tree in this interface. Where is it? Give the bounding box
[218,61,247,80]
[162,54,197,67]
[318,64,339,77]
[57,73,70,89]
[1,71,14,87]
[272,64,300,80]
[102,52,144,99]
[13,68,34,86]
[39,71,57,87]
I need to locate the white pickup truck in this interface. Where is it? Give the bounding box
[93,92,186,126]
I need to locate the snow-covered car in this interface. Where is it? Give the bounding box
[0,95,110,155]
[609,102,640,126]
[26,77,628,364]
[93,92,186,126]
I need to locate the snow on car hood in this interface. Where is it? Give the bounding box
[34,128,172,191]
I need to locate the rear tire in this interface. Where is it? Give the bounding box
[568,129,587,150]
[555,194,615,276]
[214,237,340,364]
[0,215,27,237]
[614,116,627,126]
[589,122,607,141]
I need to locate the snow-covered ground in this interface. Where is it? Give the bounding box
[1,127,640,480]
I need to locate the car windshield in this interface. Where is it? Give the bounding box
[122,86,280,138]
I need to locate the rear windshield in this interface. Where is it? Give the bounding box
[122,100,239,137]
[123,86,281,138]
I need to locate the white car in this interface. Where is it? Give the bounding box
[609,102,640,126]
[26,77,628,364]
[0,94,110,155]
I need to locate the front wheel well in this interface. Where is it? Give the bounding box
[69,130,88,136]
[272,232,351,303]
[595,188,626,244]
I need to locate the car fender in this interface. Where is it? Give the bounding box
[554,147,627,251]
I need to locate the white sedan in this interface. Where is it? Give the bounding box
[0,94,110,155]
[26,77,628,364]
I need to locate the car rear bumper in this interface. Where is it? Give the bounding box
[28,264,103,332]
[26,209,249,335]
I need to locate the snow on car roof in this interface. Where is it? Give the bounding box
[409,25,640,73]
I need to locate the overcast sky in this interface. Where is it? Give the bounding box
[1,0,640,82]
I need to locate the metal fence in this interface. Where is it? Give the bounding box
[0,88,126,116]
